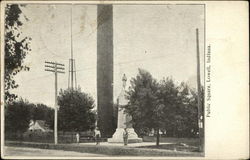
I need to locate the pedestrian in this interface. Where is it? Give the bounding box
[76,132,80,144]
[95,127,101,145]
[123,128,128,146]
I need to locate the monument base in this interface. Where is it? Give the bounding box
[108,128,142,143]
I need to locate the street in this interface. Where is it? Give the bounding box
[3,146,106,157]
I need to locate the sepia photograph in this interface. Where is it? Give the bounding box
[1,0,247,159]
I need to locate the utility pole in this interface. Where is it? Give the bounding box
[196,28,203,152]
[45,61,65,144]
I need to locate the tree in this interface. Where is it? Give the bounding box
[5,99,33,137]
[157,78,180,138]
[188,86,205,138]
[4,4,31,103]
[175,83,195,137]
[158,80,203,138]
[57,88,96,132]
[124,68,162,146]
[124,68,204,146]
[31,103,54,129]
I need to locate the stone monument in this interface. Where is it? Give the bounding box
[108,74,142,143]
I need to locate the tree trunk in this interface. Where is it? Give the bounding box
[156,128,160,146]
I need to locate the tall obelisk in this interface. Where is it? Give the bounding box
[97,5,114,137]
[108,74,142,143]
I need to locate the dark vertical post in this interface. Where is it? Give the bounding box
[54,63,58,144]
[156,128,160,146]
[97,5,114,137]
[196,28,203,152]
[68,60,70,88]
[74,60,77,88]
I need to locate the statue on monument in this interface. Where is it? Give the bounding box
[122,74,127,88]
[108,74,142,143]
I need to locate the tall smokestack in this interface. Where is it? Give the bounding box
[97,5,114,137]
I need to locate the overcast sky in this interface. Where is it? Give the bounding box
[11,4,204,108]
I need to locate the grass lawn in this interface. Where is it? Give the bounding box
[137,143,199,152]
[141,136,201,152]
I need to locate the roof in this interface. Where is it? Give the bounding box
[29,120,52,132]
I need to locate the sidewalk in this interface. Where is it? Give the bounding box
[79,142,172,148]
[4,146,106,157]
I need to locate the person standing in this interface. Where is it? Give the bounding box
[123,128,128,146]
[95,127,101,145]
[76,132,80,144]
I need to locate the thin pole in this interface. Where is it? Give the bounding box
[68,59,70,88]
[71,59,74,88]
[45,61,64,145]
[196,28,203,151]
[70,5,73,60]
[74,60,77,89]
[54,62,58,144]
[70,5,74,89]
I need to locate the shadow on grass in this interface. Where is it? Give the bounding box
[137,143,200,152]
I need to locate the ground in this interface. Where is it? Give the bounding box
[4,146,106,157]
[81,142,171,147]
[4,141,203,157]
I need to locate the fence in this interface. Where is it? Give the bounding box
[5,130,102,143]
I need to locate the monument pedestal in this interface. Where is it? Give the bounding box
[108,128,142,143]
[108,74,142,143]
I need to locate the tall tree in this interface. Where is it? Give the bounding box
[124,68,162,146]
[4,4,31,103]
[57,88,96,132]
[124,69,204,146]
[157,78,180,138]
[5,99,33,137]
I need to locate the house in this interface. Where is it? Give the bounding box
[28,120,52,132]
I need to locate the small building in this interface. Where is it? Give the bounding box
[28,120,52,132]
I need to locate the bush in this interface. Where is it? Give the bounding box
[5,99,33,137]
[58,88,96,132]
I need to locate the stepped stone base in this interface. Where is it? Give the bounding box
[108,128,142,143]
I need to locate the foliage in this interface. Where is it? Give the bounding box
[5,99,33,135]
[57,88,96,132]
[124,68,204,145]
[5,98,55,137]
[31,103,54,129]
[4,4,31,103]
[125,69,159,131]
[159,81,198,138]
[124,69,161,145]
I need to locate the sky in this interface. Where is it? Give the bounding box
[10,4,205,108]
